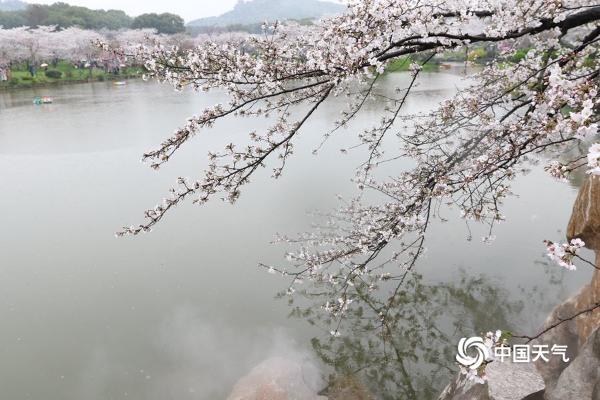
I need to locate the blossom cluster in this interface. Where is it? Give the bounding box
[587,144,600,175]
[544,238,586,270]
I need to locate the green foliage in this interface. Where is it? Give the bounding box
[44,69,62,79]
[24,4,48,26]
[434,44,497,64]
[510,48,532,63]
[43,3,132,30]
[0,59,144,88]
[386,56,439,73]
[294,271,524,399]
[0,2,134,30]
[132,12,185,34]
[0,10,26,28]
[467,47,488,62]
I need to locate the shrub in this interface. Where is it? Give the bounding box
[510,48,531,63]
[45,70,62,79]
[467,47,488,62]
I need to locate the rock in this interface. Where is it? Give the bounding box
[485,359,545,400]
[438,373,491,400]
[545,326,600,400]
[438,360,544,400]
[574,260,600,346]
[567,175,600,250]
[533,174,600,394]
[227,357,327,400]
[533,294,581,393]
[533,258,600,391]
[520,391,544,400]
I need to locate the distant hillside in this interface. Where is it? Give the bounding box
[188,0,344,27]
[0,2,185,32]
[0,0,26,11]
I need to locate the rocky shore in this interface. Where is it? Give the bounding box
[441,175,600,400]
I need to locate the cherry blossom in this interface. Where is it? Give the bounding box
[587,143,600,175]
[544,238,586,270]
[0,26,173,65]
[107,0,600,340]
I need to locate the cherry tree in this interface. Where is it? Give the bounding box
[110,28,161,52]
[192,30,254,46]
[122,1,599,273]
[0,26,168,67]
[0,26,58,64]
[57,27,104,65]
[111,0,600,389]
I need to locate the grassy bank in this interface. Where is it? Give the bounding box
[384,45,497,73]
[386,56,441,73]
[0,61,144,89]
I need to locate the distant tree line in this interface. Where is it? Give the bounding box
[130,12,186,34]
[0,2,185,33]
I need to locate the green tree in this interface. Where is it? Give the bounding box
[24,4,48,27]
[5,2,133,30]
[0,10,26,28]
[131,12,185,34]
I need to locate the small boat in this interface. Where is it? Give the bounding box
[113,81,127,86]
[33,96,53,105]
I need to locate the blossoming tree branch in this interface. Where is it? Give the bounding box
[111,0,600,327]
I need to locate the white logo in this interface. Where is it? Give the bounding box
[456,336,490,370]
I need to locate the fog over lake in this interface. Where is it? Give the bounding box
[0,73,591,399]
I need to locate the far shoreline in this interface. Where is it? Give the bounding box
[0,75,142,91]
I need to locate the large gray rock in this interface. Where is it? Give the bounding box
[438,373,491,400]
[545,326,600,400]
[438,360,544,400]
[533,296,580,393]
[226,357,326,400]
[485,360,544,400]
[534,173,600,393]
[567,175,600,250]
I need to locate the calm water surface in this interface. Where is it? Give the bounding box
[0,75,592,399]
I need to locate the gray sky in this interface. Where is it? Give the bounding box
[25,0,248,22]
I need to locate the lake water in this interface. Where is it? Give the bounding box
[0,74,593,399]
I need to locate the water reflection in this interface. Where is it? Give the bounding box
[283,271,525,399]
[286,154,594,399]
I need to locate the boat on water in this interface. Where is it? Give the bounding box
[33,96,53,105]
[113,81,127,86]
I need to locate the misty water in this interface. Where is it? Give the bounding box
[0,73,593,399]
